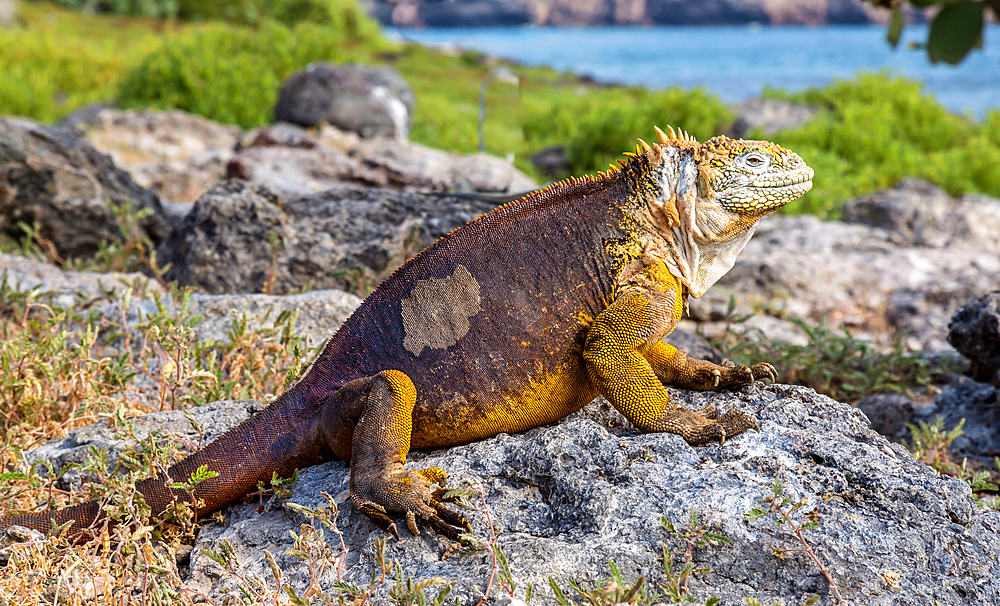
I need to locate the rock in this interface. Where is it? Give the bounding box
[230,123,536,196]
[68,108,241,204]
[226,135,387,197]
[529,145,571,178]
[274,64,415,140]
[351,136,538,194]
[728,99,817,139]
[18,384,998,604]
[158,180,502,295]
[914,375,1000,469]
[0,117,167,259]
[0,0,15,27]
[0,252,163,308]
[694,181,1000,355]
[947,291,1000,384]
[183,289,362,350]
[842,178,1000,250]
[857,392,916,438]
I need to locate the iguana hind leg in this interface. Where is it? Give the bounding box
[583,292,759,445]
[347,369,471,542]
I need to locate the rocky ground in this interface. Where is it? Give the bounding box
[2,82,1000,603]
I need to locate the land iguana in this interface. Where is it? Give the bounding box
[0,127,813,542]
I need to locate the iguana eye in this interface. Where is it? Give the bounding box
[743,153,768,169]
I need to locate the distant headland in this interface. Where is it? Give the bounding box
[361,0,899,28]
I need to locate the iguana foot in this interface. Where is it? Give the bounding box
[346,370,472,542]
[716,360,777,386]
[642,404,759,445]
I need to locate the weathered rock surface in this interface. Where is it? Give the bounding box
[69,108,241,204]
[158,180,504,295]
[0,252,163,305]
[695,179,1000,355]
[274,64,415,140]
[17,384,999,605]
[914,376,1000,469]
[727,98,818,139]
[364,0,884,26]
[231,122,536,196]
[0,117,167,259]
[947,290,1000,385]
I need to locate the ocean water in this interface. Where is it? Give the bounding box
[389,25,1000,118]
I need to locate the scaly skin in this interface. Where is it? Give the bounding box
[0,127,813,542]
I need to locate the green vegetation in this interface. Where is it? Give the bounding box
[710,308,948,404]
[765,73,1000,216]
[118,20,387,127]
[4,4,999,219]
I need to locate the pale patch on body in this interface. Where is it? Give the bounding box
[401,264,482,356]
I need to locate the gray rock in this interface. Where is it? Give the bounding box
[351,136,538,194]
[0,251,164,308]
[857,392,916,438]
[75,108,241,204]
[843,178,1000,250]
[947,291,1000,384]
[0,117,167,259]
[274,64,415,140]
[917,376,1000,468]
[0,0,15,27]
[184,289,362,350]
[697,181,1000,355]
[158,180,503,295]
[26,383,994,604]
[183,385,998,605]
[728,99,817,139]
[225,137,387,197]
[232,122,537,196]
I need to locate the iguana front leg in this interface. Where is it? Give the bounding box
[644,340,777,390]
[582,291,760,444]
[334,370,471,541]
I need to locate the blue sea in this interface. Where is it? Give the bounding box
[388,25,1000,118]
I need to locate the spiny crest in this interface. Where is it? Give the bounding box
[653,125,699,147]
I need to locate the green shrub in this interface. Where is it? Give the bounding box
[117,20,386,128]
[0,15,160,122]
[766,73,1000,217]
[522,86,734,176]
[27,0,182,19]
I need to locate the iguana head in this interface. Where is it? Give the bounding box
[638,126,813,298]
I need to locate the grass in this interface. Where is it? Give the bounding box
[5,3,998,219]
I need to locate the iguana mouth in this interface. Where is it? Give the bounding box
[751,166,814,190]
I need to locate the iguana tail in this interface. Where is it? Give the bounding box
[0,385,332,538]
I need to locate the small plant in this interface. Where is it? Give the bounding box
[745,479,846,606]
[658,510,729,604]
[549,560,648,606]
[907,416,966,474]
[710,307,944,404]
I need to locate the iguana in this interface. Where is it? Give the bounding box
[0,127,813,541]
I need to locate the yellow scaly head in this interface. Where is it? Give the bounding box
[696,135,814,216]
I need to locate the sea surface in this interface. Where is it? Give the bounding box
[388,25,1000,118]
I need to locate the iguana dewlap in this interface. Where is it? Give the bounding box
[1,127,813,542]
